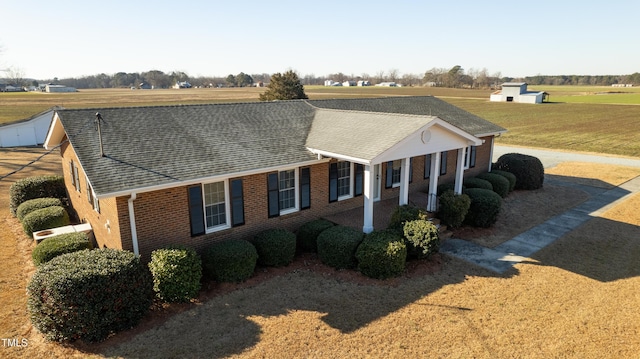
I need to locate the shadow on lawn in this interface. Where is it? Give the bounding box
[96,256,514,359]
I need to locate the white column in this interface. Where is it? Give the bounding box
[488,137,494,172]
[399,157,410,205]
[454,148,465,194]
[363,164,374,233]
[427,152,441,212]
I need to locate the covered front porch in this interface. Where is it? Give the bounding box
[324,192,430,231]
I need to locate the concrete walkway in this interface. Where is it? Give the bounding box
[440,146,640,273]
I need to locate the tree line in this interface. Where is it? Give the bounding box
[4,66,639,89]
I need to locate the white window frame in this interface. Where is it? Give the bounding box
[337,161,354,201]
[391,159,402,188]
[71,161,81,192]
[278,168,299,216]
[202,179,231,233]
[85,175,100,213]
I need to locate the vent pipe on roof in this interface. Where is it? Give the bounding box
[95,112,105,157]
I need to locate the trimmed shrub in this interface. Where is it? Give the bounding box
[464,188,502,228]
[491,170,517,192]
[32,232,92,266]
[252,228,296,267]
[202,240,257,283]
[316,225,364,269]
[17,197,63,221]
[356,230,407,279]
[22,206,70,237]
[477,172,510,198]
[437,190,471,228]
[437,182,456,196]
[494,153,544,190]
[10,175,66,216]
[403,219,440,259]
[27,249,153,342]
[464,177,493,191]
[148,246,202,303]
[297,219,335,252]
[388,205,428,231]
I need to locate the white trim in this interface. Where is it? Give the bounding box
[336,161,354,201]
[128,193,139,256]
[488,137,495,172]
[399,157,410,206]
[363,165,374,233]
[454,148,465,194]
[203,179,232,233]
[96,158,327,200]
[306,148,370,165]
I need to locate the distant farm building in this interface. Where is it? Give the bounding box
[324,80,341,86]
[173,81,192,89]
[357,80,371,86]
[490,82,547,104]
[375,82,398,87]
[45,84,77,93]
[612,84,633,87]
[0,107,59,147]
[342,80,357,87]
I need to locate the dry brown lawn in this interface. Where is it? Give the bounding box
[1,148,639,359]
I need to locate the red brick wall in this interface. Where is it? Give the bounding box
[59,141,124,251]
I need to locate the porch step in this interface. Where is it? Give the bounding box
[428,217,452,240]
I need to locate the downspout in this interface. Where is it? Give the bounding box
[488,137,495,172]
[128,193,139,256]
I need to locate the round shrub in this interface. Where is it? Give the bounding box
[316,225,364,269]
[388,205,428,231]
[464,188,502,228]
[476,172,510,198]
[356,230,407,279]
[27,249,153,342]
[297,219,335,252]
[437,190,471,228]
[494,153,544,190]
[464,177,493,191]
[403,219,440,259]
[22,206,70,237]
[491,170,517,192]
[202,240,257,283]
[32,232,93,266]
[17,197,64,221]
[437,182,456,196]
[252,228,296,267]
[148,246,202,302]
[10,175,66,216]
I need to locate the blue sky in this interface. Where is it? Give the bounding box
[2,0,639,80]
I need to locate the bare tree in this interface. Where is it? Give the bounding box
[387,68,399,83]
[6,66,25,86]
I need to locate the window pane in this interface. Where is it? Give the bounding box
[279,170,296,211]
[337,161,351,197]
[204,181,226,228]
[392,160,401,184]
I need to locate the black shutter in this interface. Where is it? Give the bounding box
[329,162,338,202]
[267,173,280,218]
[354,164,364,196]
[424,154,431,179]
[440,151,448,175]
[187,185,205,236]
[231,179,245,226]
[300,167,311,209]
[470,146,477,168]
[409,158,414,183]
[385,161,393,188]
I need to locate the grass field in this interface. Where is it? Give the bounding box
[2,85,640,157]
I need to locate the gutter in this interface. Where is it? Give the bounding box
[128,193,139,256]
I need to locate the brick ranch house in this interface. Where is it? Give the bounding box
[43,96,506,259]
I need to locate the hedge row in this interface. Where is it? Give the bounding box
[32,232,92,266]
[10,175,66,216]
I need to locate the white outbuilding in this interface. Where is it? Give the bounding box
[490,82,548,104]
[0,107,60,147]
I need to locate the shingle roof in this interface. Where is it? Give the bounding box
[306,109,437,161]
[309,96,505,136]
[53,96,505,197]
[57,101,316,196]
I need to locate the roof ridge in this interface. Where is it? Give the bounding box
[312,106,438,119]
[56,99,310,112]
